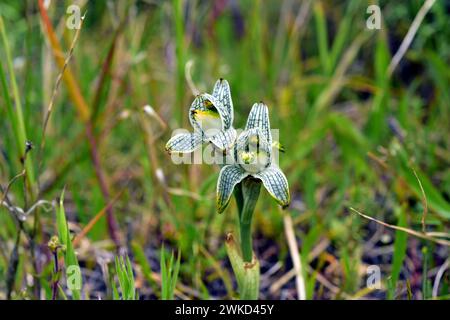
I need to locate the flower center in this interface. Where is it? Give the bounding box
[240,151,255,164]
[238,149,269,174]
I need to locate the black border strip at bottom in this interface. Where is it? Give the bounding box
[0,300,440,318]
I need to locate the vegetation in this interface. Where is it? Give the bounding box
[0,0,448,300]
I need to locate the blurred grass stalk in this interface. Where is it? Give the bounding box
[387,207,408,299]
[0,15,37,199]
[313,1,331,76]
[37,0,120,246]
[174,0,186,126]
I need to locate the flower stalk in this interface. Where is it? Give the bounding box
[238,178,261,263]
[165,79,290,300]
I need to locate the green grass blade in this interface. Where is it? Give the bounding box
[0,14,36,197]
[170,250,181,299]
[56,189,68,247]
[58,192,82,300]
[125,255,136,299]
[388,207,408,299]
[160,246,168,299]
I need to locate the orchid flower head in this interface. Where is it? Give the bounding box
[165,79,236,154]
[216,102,290,213]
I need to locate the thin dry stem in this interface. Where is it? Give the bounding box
[349,207,450,247]
[412,168,428,233]
[39,12,85,180]
[388,0,436,76]
[283,213,306,300]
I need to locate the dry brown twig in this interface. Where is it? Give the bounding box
[350,160,449,246]
[349,207,450,247]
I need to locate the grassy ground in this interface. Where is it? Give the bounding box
[0,0,448,300]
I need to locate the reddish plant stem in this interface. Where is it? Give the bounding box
[51,250,59,300]
[85,123,120,246]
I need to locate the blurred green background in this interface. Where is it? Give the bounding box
[0,0,449,300]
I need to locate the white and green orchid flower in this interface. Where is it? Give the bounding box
[165,79,236,154]
[217,102,290,213]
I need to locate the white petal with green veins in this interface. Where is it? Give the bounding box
[255,165,290,208]
[165,132,202,153]
[245,102,272,146]
[212,79,233,124]
[217,165,249,213]
[209,128,237,152]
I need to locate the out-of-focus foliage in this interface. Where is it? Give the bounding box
[0,0,448,300]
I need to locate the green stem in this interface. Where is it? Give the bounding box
[239,221,252,263]
[239,179,261,262]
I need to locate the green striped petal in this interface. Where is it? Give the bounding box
[209,128,237,152]
[165,132,202,153]
[245,102,272,146]
[212,78,233,124]
[255,165,290,208]
[217,165,248,213]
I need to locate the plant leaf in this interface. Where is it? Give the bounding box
[225,233,260,300]
[58,192,82,300]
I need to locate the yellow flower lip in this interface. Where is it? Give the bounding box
[192,109,220,119]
